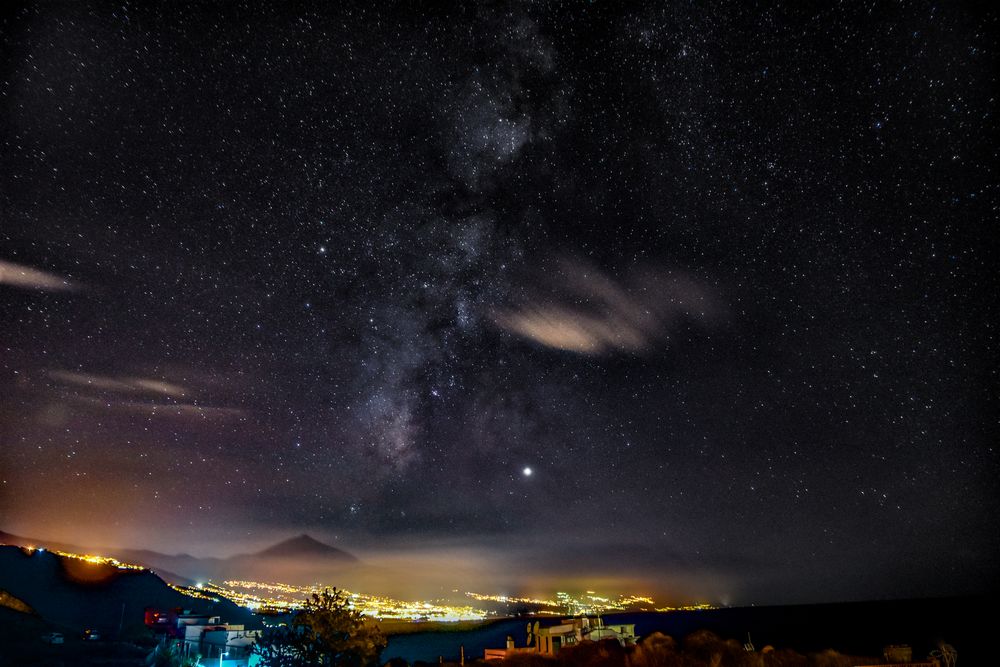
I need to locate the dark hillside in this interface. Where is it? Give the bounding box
[0,546,261,639]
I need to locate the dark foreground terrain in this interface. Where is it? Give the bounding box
[384,597,981,665]
[0,545,260,666]
[0,544,981,665]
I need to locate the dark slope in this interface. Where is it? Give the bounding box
[0,546,261,637]
[385,599,984,664]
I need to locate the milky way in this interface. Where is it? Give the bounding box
[1,2,997,604]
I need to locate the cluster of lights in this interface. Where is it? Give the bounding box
[184,579,716,620]
[168,583,221,602]
[202,579,719,622]
[21,545,146,571]
[466,592,563,606]
[552,591,656,616]
[203,580,488,621]
[654,603,715,612]
[466,591,666,616]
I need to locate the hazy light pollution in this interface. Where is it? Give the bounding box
[1,2,997,605]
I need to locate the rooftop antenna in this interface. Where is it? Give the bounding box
[743,633,755,652]
[930,643,957,667]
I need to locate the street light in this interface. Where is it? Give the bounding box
[219,650,228,667]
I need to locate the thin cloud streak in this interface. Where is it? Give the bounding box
[49,370,189,397]
[0,260,81,292]
[48,369,245,421]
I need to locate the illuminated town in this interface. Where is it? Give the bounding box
[14,544,716,623]
[199,580,488,620]
[189,580,715,621]
[465,591,715,616]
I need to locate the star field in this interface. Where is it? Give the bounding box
[1,1,997,604]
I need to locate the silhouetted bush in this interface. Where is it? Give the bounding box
[807,650,858,667]
[555,638,627,667]
[682,630,748,667]
[488,631,876,667]
[762,649,808,667]
[629,632,682,667]
[503,651,557,667]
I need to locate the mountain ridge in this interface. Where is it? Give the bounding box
[0,528,359,585]
[254,533,357,560]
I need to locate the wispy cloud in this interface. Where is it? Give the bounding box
[48,370,188,397]
[0,260,81,292]
[48,369,246,421]
[494,258,721,355]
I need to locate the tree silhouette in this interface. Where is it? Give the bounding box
[254,588,386,667]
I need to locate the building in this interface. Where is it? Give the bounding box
[144,608,260,667]
[485,617,637,660]
[535,617,636,656]
[190,625,260,666]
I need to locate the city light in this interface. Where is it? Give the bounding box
[205,580,716,620]
[11,544,715,621]
[203,580,489,620]
[21,545,146,571]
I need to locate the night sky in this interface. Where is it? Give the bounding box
[1,2,997,605]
